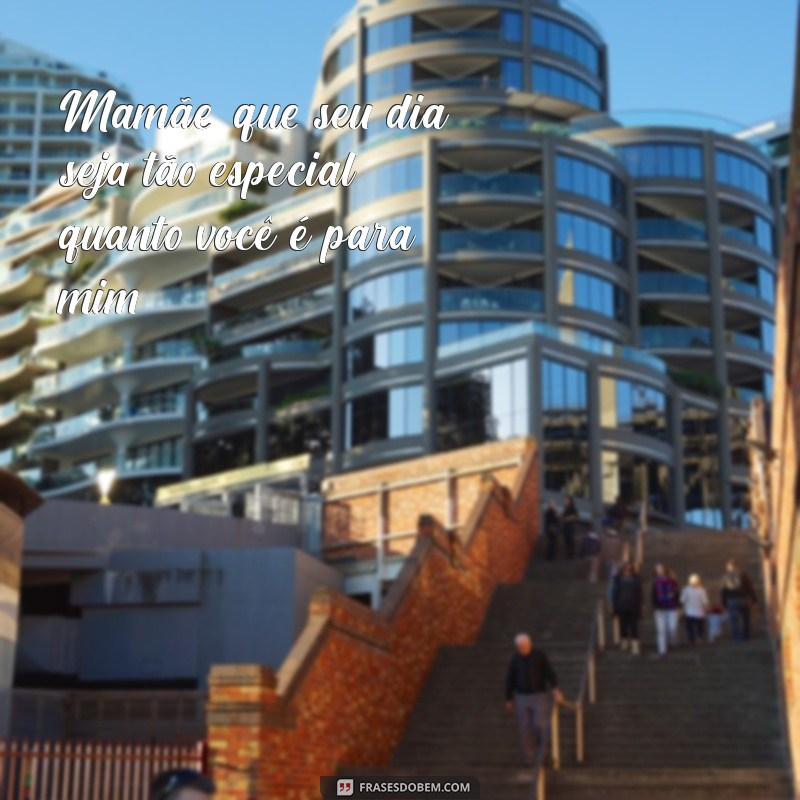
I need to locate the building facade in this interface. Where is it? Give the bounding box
[0,38,139,218]
[186,0,778,528]
[0,0,781,530]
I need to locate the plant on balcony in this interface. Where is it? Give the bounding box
[193,334,221,357]
[218,200,261,223]
[669,367,724,398]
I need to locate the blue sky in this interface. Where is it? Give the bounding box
[2,0,795,133]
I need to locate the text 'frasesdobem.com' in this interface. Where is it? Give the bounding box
[320,776,481,799]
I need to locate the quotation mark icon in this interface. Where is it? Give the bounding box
[337,779,354,796]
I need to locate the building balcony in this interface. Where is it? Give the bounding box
[639,326,713,350]
[439,287,544,314]
[636,219,707,242]
[437,319,667,373]
[438,229,544,258]
[29,395,186,457]
[210,248,322,302]
[35,449,184,498]
[638,272,709,296]
[0,302,53,349]
[412,28,505,44]
[0,348,55,395]
[213,288,334,344]
[0,395,47,434]
[32,339,203,409]
[34,287,208,362]
[439,173,543,199]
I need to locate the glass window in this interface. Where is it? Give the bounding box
[758,266,776,304]
[532,63,601,110]
[349,155,423,211]
[347,325,424,378]
[502,58,524,91]
[323,36,356,82]
[682,403,722,527]
[599,378,669,440]
[557,211,626,266]
[754,215,774,254]
[617,143,704,179]
[715,150,771,202]
[365,63,412,102]
[437,359,528,450]
[556,154,625,213]
[557,268,628,323]
[438,319,518,346]
[348,267,424,321]
[366,16,412,54]
[346,211,424,268]
[532,15,600,75]
[346,384,423,447]
[501,11,524,42]
[542,359,589,498]
[602,451,671,516]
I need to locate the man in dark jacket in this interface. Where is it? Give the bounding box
[721,559,758,640]
[505,633,563,767]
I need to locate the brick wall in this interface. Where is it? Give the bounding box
[206,438,539,799]
[763,12,800,795]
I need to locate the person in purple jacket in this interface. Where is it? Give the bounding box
[652,563,681,657]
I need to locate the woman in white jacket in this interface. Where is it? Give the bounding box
[680,573,710,644]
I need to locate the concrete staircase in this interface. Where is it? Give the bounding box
[549,528,791,798]
[343,530,793,799]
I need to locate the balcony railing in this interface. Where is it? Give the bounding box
[412,28,503,43]
[439,287,544,313]
[214,287,334,337]
[31,395,186,447]
[212,248,320,297]
[241,340,327,358]
[36,287,207,347]
[439,229,543,255]
[638,272,709,295]
[439,173,543,198]
[728,331,765,352]
[639,326,712,349]
[636,219,707,242]
[437,320,667,373]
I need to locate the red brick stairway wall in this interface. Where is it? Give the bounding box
[206,438,539,799]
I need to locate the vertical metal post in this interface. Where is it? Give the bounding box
[576,704,585,764]
[550,704,560,770]
[536,766,545,800]
[597,603,606,651]
[373,482,388,609]
[446,469,456,531]
[588,652,597,704]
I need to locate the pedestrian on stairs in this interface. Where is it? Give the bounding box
[612,561,643,655]
[505,633,564,768]
[561,496,578,559]
[579,529,602,582]
[721,560,758,641]
[544,501,560,561]
[680,573,709,644]
[652,563,681,657]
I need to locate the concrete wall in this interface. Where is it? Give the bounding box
[23,499,303,565]
[20,547,341,688]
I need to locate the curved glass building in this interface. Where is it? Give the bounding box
[2,0,779,531]
[193,0,779,529]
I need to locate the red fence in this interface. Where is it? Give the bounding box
[0,739,205,800]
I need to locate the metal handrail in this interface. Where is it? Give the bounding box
[533,598,606,799]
